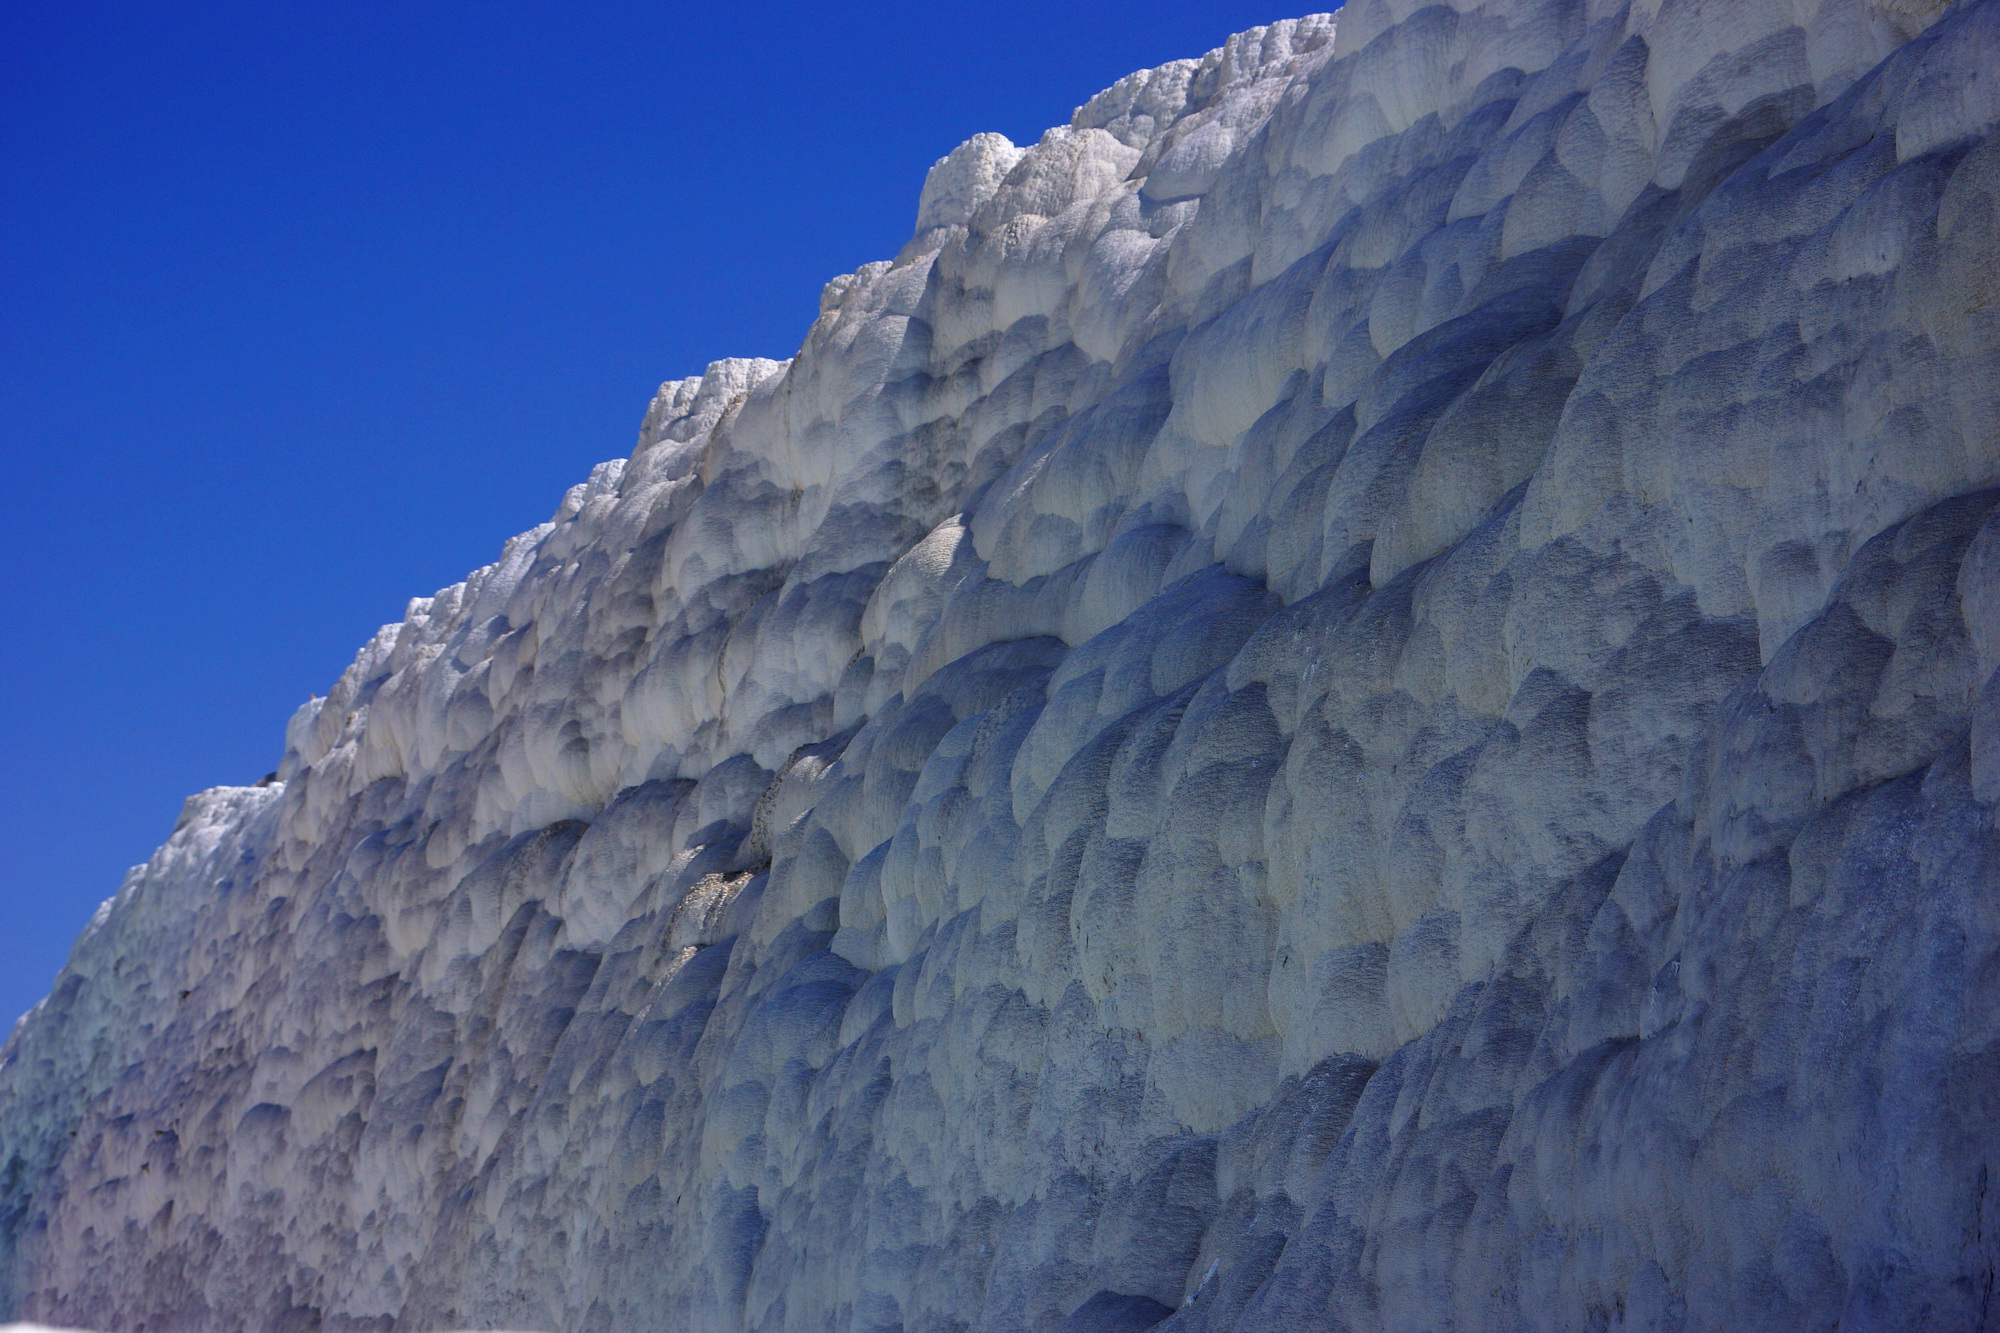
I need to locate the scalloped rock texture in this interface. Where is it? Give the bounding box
[4,0,1998,1328]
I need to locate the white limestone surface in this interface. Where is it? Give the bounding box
[2,0,1996,1329]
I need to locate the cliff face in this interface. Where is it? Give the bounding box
[4,0,1997,1328]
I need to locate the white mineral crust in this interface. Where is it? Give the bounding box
[3,0,1996,1328]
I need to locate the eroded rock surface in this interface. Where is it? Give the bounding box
[3,0,1996,1328]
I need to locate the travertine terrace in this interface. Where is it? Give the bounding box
[3,0,1996,1327]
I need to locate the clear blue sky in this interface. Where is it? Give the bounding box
[0,1,1302,1026]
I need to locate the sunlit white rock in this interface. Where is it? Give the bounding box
[2,0,1995,1329]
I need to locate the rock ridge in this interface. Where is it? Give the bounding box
[2,0,1996,1329]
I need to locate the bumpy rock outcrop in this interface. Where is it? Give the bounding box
[4,0,1997,1328]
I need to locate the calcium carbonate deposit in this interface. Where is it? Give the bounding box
[3,0,1997,1327]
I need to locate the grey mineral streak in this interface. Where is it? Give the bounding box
[3,0,1997,1328]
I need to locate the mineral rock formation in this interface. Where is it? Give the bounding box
[3,0,1997,1328]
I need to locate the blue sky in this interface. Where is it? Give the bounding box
[0,1,1301,1025]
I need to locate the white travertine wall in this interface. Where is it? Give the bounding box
[3,0,1996,1328]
